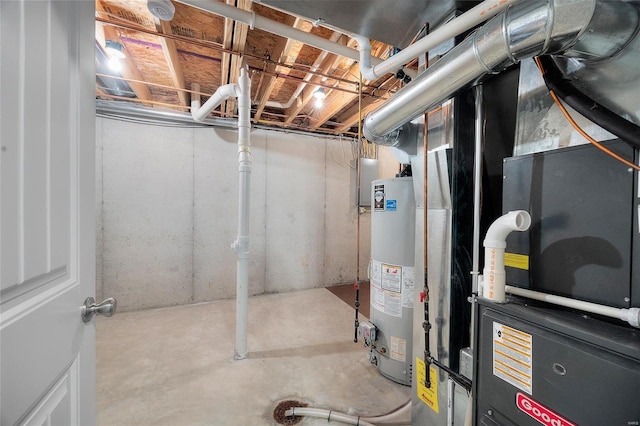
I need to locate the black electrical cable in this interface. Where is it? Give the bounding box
[536,55,640,150]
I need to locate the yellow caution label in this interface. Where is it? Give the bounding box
[504,252,529,270]
[416,358,439,413]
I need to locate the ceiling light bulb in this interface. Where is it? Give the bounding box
[313,87,326,100]
[108,57,123,72]
[315,98,324,108]
[105,40,126,59]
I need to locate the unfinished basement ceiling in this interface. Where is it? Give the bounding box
[95,0,471,135]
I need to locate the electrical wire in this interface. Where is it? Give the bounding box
[534,57,640,172]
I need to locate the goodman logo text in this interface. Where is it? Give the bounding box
[516,393,576,426]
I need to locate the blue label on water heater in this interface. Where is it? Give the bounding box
[386,200,397,211]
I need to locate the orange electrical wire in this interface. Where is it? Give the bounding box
[534,56,640,172]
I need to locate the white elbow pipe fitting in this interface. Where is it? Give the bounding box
[191,83,239,122]
[483,210,531,302]
[351,34,376,80]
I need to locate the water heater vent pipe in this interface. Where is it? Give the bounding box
[482,210,531,302]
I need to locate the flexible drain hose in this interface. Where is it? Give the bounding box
[285,407,375,426]
[285,400,412,426]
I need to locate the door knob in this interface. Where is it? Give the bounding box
[81,297,117,323]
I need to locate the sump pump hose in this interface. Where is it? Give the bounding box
[537,55,640,150]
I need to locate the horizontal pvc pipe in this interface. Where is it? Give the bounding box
[354,0,519,80]
[505,286,640,328]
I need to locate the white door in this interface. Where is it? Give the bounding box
[1,1,97,425]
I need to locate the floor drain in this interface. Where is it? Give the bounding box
[273,400,308,425]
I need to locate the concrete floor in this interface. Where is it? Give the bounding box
[97,288,411,425]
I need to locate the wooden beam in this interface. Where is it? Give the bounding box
[226,0,252,116]
[220,0,235,88]
[331,77,399,134]
[95,1,151,101]
[283,52,344,126]
[308,62,361,131]
[311,40,397,131]
[253,15,300,121]
[154,18,188,106]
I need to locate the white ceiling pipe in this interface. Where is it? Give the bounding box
[352,0,519,81]
[191,82,239,122]
[506,286,640,329]
[176,0,383,67]
[482,210,531,303]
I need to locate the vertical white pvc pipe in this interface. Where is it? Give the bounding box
[234,65,251,360]
[482,211,531,302]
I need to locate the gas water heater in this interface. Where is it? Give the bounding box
[360,176,415,385]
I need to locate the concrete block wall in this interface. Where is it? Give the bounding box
[96,118,396,312]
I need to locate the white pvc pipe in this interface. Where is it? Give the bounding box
[506,286,640,328]
[233,65,251,360]
[191,82,239,122]
[177,0,380,65]
[192,67,252,359]
[285,407,375,426]
[482,211,531,302]
[353,0,519,80]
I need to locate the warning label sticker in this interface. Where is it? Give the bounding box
[382,264,402,292]
[416,358,439,413]
[371,286,402,318]
[371,260,412,318]
[390,336,406,362]
[504,252,529,270]
[401,266,415,308]
[493,322,533,394]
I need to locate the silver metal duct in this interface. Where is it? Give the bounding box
[363,0,639,145]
